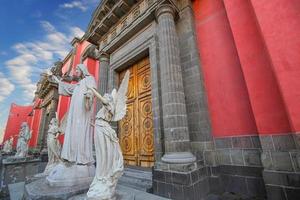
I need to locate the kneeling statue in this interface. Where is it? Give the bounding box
[43,117,63,175]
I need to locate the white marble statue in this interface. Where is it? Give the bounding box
[2,136,14,154]
[86,70,130,200]
[47,64,96,186]
[43,117,63,175]
[15,122,31,157]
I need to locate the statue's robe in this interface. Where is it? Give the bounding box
[87,96,124,199]
[43,124,61,174]
[58,76,96,164]
[15,124,31,157]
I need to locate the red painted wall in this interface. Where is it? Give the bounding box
[193,0,299,136]
[193,0,257,137]
[250,0,300,132]
[2,103,33,147]
[28,99,42,147]
[223,0,291,134]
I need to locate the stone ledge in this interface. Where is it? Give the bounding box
[263,170,300,187]
[2,156,40,165]
[266,184,300,200]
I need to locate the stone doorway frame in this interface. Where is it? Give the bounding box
[101,22,164,163]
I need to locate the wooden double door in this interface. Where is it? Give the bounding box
[118,57,154,167]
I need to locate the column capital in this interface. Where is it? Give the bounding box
[98,52,110,62]
[155,3,176,20]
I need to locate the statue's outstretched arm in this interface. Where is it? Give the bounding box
[89,87,109,105]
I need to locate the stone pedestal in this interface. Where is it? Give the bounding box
[46,163,95,187]
[24,178,90,200]
[1,156,45,198]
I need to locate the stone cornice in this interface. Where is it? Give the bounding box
[86,0,179,50]
[86,0,138,45]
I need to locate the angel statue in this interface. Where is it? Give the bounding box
[43,117,63,175]
[2,136,14,154]
[15,122,31,157]
[47,64,96,186]
[86,70,130,200]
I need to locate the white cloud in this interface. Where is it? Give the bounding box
[0,72,15,103]
[40,20,56,32]
[70,27,85,39]
[60,1,88,11]
[5,21,84,101]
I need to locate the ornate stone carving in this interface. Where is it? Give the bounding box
[81,44,99,61]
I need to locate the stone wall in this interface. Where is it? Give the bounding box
[260,134,300,199]
[0,157,46,197]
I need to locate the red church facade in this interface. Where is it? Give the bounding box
[193,0,300,137]
[193,0,300,198]
[2,0,300,199]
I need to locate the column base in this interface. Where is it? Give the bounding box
[161,152,196,164]
[153,165,210,199]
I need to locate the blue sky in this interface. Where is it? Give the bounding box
[0,0,100,140]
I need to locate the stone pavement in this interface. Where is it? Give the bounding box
[205,193,266,200]
[8,182,25,200]
[69,185,170,200]
[9,178,170,200]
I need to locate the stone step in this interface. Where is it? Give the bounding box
[118,167,153,192]
[123,168,152,180]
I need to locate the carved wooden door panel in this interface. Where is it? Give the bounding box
[119,57,154,167]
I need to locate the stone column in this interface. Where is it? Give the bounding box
[97,52,110,110]
[37,107,47,150]
[98,52,109,94]
[156,4,195,164]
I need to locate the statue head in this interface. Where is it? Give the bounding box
[75,64,90,79]
[21,122,28,130]
[50,118,58,126]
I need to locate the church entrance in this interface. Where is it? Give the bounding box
[118,57,154,167]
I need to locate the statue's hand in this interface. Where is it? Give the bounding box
[86,86,93,90]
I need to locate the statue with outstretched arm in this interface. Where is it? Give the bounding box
[47,64,96,187]
[86,70,130,200]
